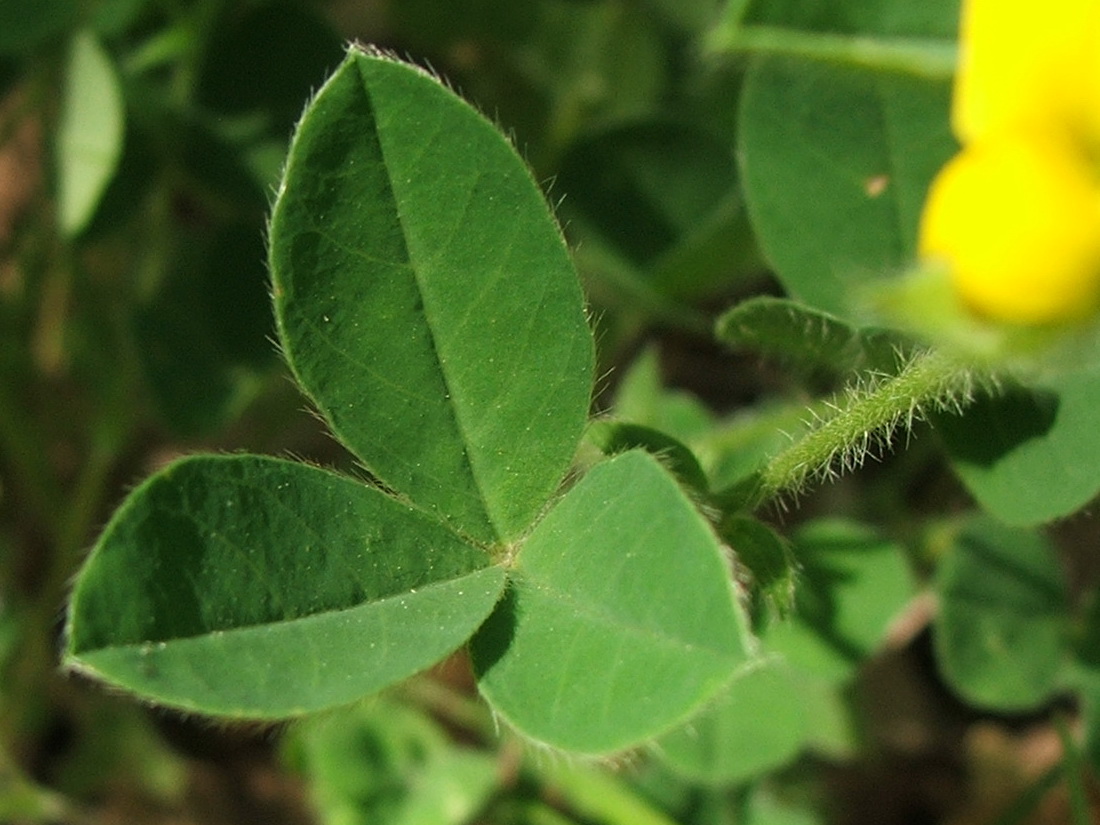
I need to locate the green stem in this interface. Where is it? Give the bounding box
[0,748,82,824]
[1054,714,1092,825]
[523,803,580,825]
[754,350,985,506]
[992,761,1063,825]
[166,0,224,106]
[571,234,713,338]
[0,380,62,542]
[43,427,122,601]
[399,675,498,742]
[0,61,52,151]
[707,24,958,80]
[541,762,682,825]
[527,2,628,172]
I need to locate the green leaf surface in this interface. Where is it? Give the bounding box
[738,56,954,320]
[936,368,1100,525]
[933,518,1068,711]
[716,296,904,378]
[472,450,751,755]
[764,520,914,684]
[65,455,506,717]
[269,48,593,544]
[57,30,125,237]
[657,661,808,784]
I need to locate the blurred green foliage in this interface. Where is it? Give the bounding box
[3,1,1100,824]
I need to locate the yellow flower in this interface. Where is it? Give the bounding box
[918,0,1100,324]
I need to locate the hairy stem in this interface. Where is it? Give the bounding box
[754,349,988,506]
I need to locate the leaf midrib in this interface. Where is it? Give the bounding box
[71,565,502,653]
[355,59,502,543]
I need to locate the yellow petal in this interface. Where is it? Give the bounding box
[953,0,1100,145]
[919,132,1100,323]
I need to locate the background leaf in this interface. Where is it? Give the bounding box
[0,0,77,54]
[716,296,905,378]
[643,0,724,34]
[387,0,536,54]
[65,455,506,717]
[586,420,710,495]
[559,118,760,319]
[719,515,797,621]
[611,348,716,445]
[286,699,498,825]
[472,450,752,755]
[557,120,737,270]
[933,517,1069,711]
[763,519,915,684]
[269,49,594,544]
[656,661,808,784]
[936,367,1100,526]
[57,30,124,237]
[737,56,954,320]
[133,223,275,436]
[196,0,343,138]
